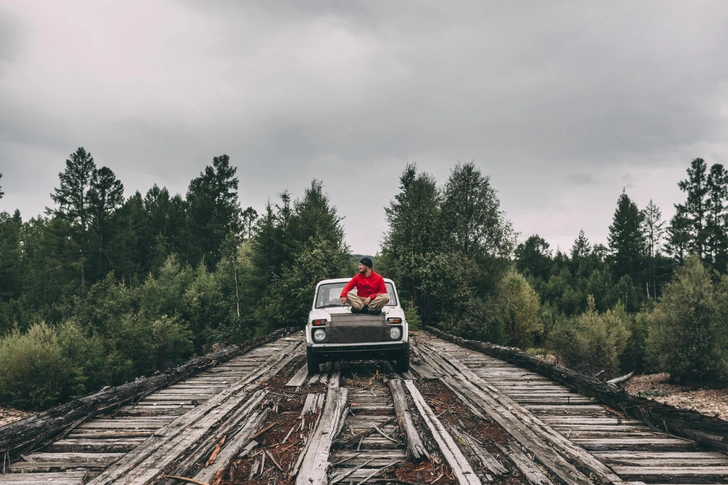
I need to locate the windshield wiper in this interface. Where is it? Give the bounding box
[318,303,344,308]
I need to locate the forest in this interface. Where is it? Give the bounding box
[1,150,727,410]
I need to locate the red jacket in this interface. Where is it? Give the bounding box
[340,271,387,299]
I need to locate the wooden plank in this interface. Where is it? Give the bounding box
[286,365,309,387]
[416,341,605,485]
[294,387,349,485]
[87,339,301,484]
[591,451,728,462]
[0,472,88,484]
[427,328,728,452]
[404,380,481,485]
[611,466,728,479]
[193,408,271,483]
[573,437,697,452]
[497,442,553,485]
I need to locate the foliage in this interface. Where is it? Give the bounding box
[646,256,728,384]
[495,270,541,349]
[0,322,82,409]
[550,296,630,378]
[608,190,645,282]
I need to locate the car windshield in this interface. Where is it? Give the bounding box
[314,282,398,308]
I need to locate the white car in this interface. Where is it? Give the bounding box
[306,277,409,374]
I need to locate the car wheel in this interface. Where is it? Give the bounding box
[393,347,409,373]
[306,349,320,375]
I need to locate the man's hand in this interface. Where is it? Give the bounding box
[340,296,347,304]
[364,297,372,305]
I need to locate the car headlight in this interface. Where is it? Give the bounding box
[390,326,402,340]
[313,328,326,342]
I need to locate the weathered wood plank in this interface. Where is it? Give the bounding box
[286,365,309,387]
[192,408,271,483]
[497,442,553,485]
[294,387,349,485]
[0,327,299,458]
[427,327,728,452]
[404,379,481,485]
[0,472,88,484]
[87,339,301,484]
[416,341,605,485]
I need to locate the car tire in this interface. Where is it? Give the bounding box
[306,349,320,375]
[393,347,410,373]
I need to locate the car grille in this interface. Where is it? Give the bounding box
[329,314,387,343]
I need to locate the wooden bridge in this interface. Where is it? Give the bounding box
[1,328,728,484]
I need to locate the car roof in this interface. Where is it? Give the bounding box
[316,277,395,286]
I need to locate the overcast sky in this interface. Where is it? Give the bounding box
[1,1,726,255]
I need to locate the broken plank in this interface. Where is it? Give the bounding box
[294,387,349,485]
[404,379,481,485]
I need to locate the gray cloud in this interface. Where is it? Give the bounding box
[1,0,727,252]
[565,172,597,186]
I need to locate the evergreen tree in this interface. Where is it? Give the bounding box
[144,185,187,272]
[49,148,97,286]
[571,230,591,261]
[0,173,4,200]
[114,192,147,282]
[515,235,553,282]
[87,166,125,280]
[706,163,728,270]
[607,190,645,282]
[668,158,709,262]
[241,207,258,241]
[642,199,667,299]
[0,210,23,302]
[381,164,442,309]
[185,155,242,270]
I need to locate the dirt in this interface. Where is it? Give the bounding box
[0,407,33,428]
[622,372,728,420]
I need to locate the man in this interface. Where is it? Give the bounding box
[340,257,390,315]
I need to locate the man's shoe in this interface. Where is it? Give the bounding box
[368,308,382,315]
[361,305,370,314]
[350,307,360,314]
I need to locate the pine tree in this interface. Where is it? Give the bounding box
[381,164,442,306]
[185,155,242,269]
[642,200,666,299]
[607,190,645,282]
[668,158,709,262]
[49,148,97,286]
[87,166,125,280]
[571,230,591,261]
[706,163,728,270]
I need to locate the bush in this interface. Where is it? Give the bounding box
[0,322,81,410]
[646,256,728,384]
[495,270,541,349]
[550,296,630,378]
[152,315,194,370]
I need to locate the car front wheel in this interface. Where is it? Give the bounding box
[306,349,320,375]
[393,347,409,373]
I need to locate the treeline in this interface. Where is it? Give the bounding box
[379,159,728,386]
[2,153,728,410]
[0,149,350,409]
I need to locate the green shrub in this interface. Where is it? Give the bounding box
[0,322,80,410]
[646,256,728,384]
[550,296,630,378]
[152,316,194,370]
[621,310,650,374]
[496,270,541,349]
[403,300,421,332]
